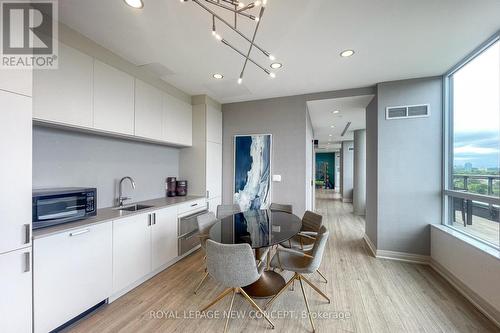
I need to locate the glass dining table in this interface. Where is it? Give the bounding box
[209,209,302,298]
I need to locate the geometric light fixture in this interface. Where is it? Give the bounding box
[180,0,280,84]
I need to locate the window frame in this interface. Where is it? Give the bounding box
[442,31,500,249]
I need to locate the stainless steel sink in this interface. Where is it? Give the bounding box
[115,204,153,212]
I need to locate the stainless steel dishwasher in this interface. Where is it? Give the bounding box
[177,208,208,256]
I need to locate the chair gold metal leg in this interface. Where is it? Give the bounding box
[298,276,316,333]
[301,274,330,303]
[238,288,275,329]
[316,269,328,283]
[194,271,210,294]
[223,289,236,333]
[201,288,233,312]
[265,273,297,310]
[291,278,295,291]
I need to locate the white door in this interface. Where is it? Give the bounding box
[33,223,112,333]
[135,79,163,140]
[0,247,32,333]
[93,60,135,135]
[206,141,222,199]
[33,43,93,127]
[151,206,178,270]
[112,213,152,294]
[0,90,32,254]
[162,93,192,146]
[206,104,222,144]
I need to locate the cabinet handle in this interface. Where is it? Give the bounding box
[206,190,210,198]
[69,229,90,237]
[24,252,30,273]
[190,203,198,207]
[148,214,152,226]
[153,213,157,225]
[24,224,31,244]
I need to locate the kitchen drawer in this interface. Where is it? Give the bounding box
[177,199,207,216]
[34,222,112,333]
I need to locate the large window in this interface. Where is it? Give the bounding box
[445,34,500,249]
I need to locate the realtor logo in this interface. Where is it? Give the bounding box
[1,0,58,68]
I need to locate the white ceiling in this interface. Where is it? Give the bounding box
[58,0,500,103]
[308,95,374,151]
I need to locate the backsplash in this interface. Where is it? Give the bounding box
[33,126,180,208]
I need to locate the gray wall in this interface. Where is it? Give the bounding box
[375,77,443,255]
[305,110,314,211]
[341,141,354,202]
[33,126,179,208]
[365,96,378,247]
[353,130,366,215]
[222,95,308,216]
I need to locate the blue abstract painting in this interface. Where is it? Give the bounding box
[234,134,271,211]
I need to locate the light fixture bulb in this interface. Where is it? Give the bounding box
[237,77,243,84]
[211,30,216,36]
[254,16,260,22]
[238,2,245,8]
[340,49,355,57]
[269,54,276,61]
[269,72,276,78]
[262,0,267,6]
[124,0,144,9]
[254,0,262,6]
[214,33,222,41]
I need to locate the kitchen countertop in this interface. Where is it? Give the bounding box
[33,195,206,239]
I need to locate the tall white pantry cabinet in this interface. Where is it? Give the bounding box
[0,69,33,333]
[180,96,223,213]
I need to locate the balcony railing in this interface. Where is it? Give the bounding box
[453,174,500,196]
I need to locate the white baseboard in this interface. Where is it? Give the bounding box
[430,259,500,329]
[362,234,499,328]
[342,198,353,203]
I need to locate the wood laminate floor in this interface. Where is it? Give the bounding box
[65,191,499,333]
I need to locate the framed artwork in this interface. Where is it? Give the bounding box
[233,134,272,211]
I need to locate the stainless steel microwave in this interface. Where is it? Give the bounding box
[32,187,97,229]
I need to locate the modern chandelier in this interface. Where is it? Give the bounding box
[180,0,280,84]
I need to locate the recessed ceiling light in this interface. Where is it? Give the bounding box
[340,49,355,57]
[124,0,144,9]
[332,110,340,114]
[329,134,332,137]
[270,63,282,69]
[330,125,335,128]
[213,73,224,79]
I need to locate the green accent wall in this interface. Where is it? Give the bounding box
[316,152,335,188]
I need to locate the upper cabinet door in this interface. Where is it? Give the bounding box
[33,43,93,128]
[93,60,134,135]
[0,68,32,97]
[0,91,31,254]
[206,104,222,144]
[135,79,163,140]
[162,93,192,146]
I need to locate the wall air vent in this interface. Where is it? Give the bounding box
[386,104,430,120]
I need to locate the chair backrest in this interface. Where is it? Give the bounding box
[269,203,293,214]
[301,210,323,232]
[197,212,218,235]
[307,225,329,272]
[216,204,242,219]
[205,239,261,288]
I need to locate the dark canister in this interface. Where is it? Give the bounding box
[166,177,177,197]
[176,180,188,196]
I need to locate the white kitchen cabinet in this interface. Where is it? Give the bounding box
[135,79,163,140]
[33,223,112,333]
[0,68,32,96]
[0,248,32,333]
[151,206,178,270]
[0,90,32,254]
[93,60,135,135]
[33,43,93,127]
[206,103,222,144]
[162,93,192,146]
[206,141,222,199]
[112,213,152,294]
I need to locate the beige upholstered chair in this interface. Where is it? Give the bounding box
[216,204,242,219]
[202,240,274,333]
[266,226,330,332]
[269,202,293,214]
[194,212,219,294]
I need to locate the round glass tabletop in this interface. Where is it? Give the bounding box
[209,209,302,249]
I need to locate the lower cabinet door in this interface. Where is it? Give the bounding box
[112,213,152,294]
[151,206,178,270]
[34,223,112,333]
[0,247,32,333]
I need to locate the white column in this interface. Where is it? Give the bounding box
[353,130,366,215]
[341,141,354,202]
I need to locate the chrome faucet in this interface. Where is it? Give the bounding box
[118,176,136,206]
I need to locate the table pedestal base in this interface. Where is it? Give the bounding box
[242,271,286,298]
